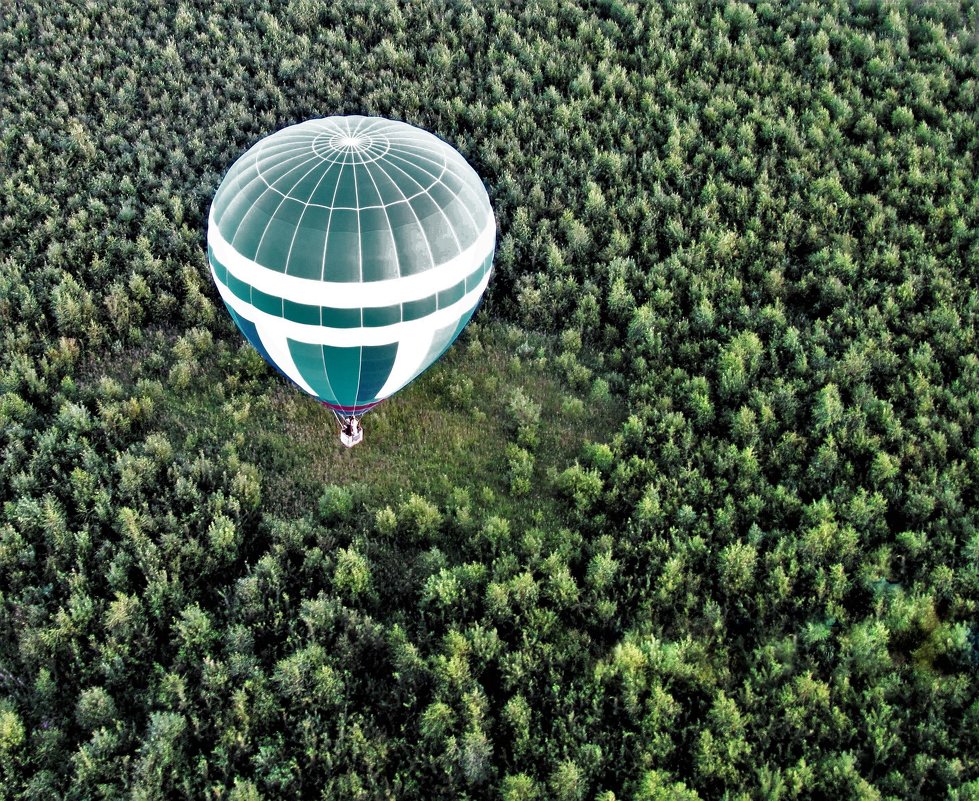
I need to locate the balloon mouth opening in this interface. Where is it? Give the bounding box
[321,400,381,415]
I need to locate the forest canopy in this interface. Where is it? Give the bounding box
[1,1,978,799]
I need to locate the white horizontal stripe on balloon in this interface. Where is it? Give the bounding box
[211,262,492,348]
[208,206,495,309]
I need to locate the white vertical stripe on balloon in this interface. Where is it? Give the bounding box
[374,327,435,400]
[252,318,319,397]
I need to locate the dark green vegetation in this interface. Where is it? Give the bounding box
[2,0,979,798]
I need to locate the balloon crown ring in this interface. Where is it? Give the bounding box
[312,130,390,164]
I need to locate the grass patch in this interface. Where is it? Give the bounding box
[82,319,626,526]
[236,320,624,523]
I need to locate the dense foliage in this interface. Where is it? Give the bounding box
[2,1,978,799]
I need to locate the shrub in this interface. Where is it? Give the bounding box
[333,546,372,599]
[76,687,117,731]
[556,463,604,513]
[506,444,534,496]
[318,485,354,524]
[399,493,442,538]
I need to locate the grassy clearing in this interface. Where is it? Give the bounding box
[90,319,626,525]
[240,320,626,523]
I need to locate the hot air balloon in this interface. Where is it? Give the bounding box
[207,116,495,446]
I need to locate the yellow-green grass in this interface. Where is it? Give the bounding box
[93,319,625,526]
[237,321,624,523]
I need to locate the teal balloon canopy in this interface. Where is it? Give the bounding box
[208,116,495,414]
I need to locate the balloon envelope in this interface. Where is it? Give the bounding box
[208,116,495,414]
